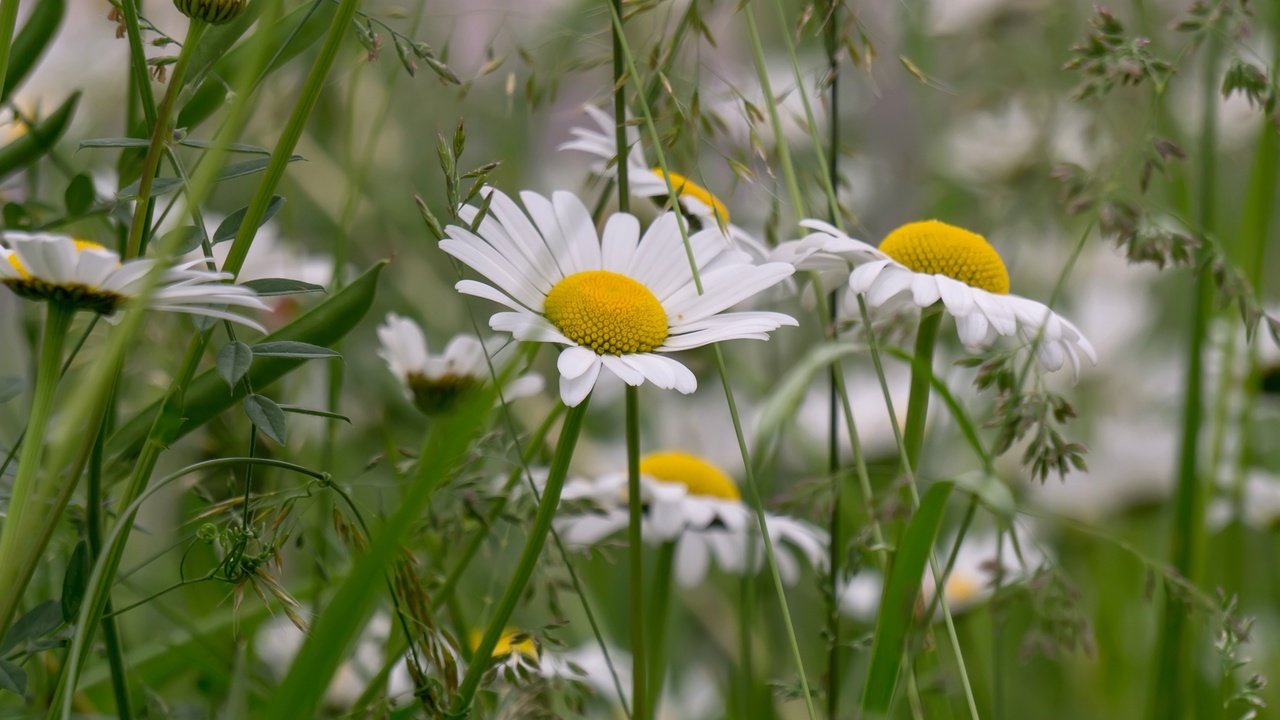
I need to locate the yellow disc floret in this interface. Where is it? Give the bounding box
[878,220,1010,295]
[652,169,730,225]
[6,239,113,279]
[640,451,742,501]
[544,270,669,355]
[470,629,538,660]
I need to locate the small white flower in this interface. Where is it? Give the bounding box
[376,313,544,414]
[440,187,796,406]
[555,451,827,587]
[0,232,268,330]
[559,105,769,259]
[785,219,1097,375]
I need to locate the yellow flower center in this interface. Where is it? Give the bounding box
[878,220,1010,294]
[640,451,741,501]
[652,169,730,225]
[5,239,113,279]
[543,270,669,355]
[469,629,538,660]
[944,573,984,605]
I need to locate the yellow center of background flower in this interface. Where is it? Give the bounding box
[6,239,113,279]
[878,220,1010,294]
[652,169,730,225]
[544,270,669,355]
[943,573,984,605]
[640,451,742,501]
[469,629,538,660]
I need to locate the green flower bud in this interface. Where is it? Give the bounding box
[173,0,248,24]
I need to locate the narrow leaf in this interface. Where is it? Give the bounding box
[212,195,285,244]
[216,341,253,389]
[243,394,287,444]
[251,341,340,360]
[240,278,325,297]
[0,659,26,695]
[0,377,22,404]
[61,541,90,621]
[0,600,62,653]
[160,226,206,256]
[278,405,350,423]
[63,174,94,216]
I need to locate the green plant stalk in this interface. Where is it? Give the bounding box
[0,302,73,631]
[624,386,649,720]
[0,0,22,105]
[647,542,677,715]
[124,19,208,259]
[902,308,942,474]
[1153,28,1222,720]
[87,398,133,720]
[822,4,843,714]
[743,0,805,215]
[448,398,592,718]
[221,0,362,277]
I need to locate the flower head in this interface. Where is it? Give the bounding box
[440,188,796,406]
[787,219,1097,375]
[376,313,543,415]
[0,232,268,329]
[174,0,248,24]
[555,451,827,587]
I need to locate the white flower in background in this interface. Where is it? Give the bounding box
[840,525,1047,621]
[440,187,796,406]
[541,644,722,719]
[0,232,268,330]
[793,219,1097,375]
[257,613,413,711]
[702,58,825,152]
[377,313,544,414]
[183,218,333,287]
[559,105,769,259]
[942,100,1038,182]
[1208,471,1280,531]
[927,0,1041,35]
[794,361,912,461]
[556,451,827,586]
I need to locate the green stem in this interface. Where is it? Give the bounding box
[611,0,630,214]
[118,0,158,126]
[88,413,133,720]
[647,542,676,716]
[743,1,804,215]
[0,0,22,105]
[625,385,649,720]
[124,19,208,259]
[221,0,363,277]
[448,398,592,718]
[903,308,943,474]
[0,302,73,632]
[823,4,843,714]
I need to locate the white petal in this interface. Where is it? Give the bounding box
[675,538,710,587]
[560,357,601,406]
[601,355,645,386]
[936,275,976,317]
[558,346,599,380]
[911,273,941,307]
[553,191,602,271]
[600,213,640,273]
[849,259,892,295]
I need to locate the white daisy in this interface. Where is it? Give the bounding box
[558,105,769,259]
[376,313,544,415]
[440,187,796,407]
[0,232,268,330]
[555,451,827,587]
[788,219,1098,375]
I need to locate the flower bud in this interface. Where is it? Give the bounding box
[173,0,247,24]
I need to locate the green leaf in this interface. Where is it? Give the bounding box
[176,138,271,155]
[216,341,253,389]
[0,658,26,696]
[861,481,954,717]
[2,0,64,102]
[63,173,94,216]
[251,341,340,360]
[244,394,287,444]
[0,377,22,404]
[78,137,151,150]
[0,92,79,183]
[116,156,302,200]
[159,226,206,256]
[277,404,350,423]
[240,278,325,297]
[752,342,863,462]
[0,600,62,653]
[60,541,90,621]
[108,262,386,459]
[212,195,285,244]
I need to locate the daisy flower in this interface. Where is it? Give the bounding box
[556,451,827,587]
[439,188,796,407]
[789,219,1097,375]
[0,232,268,330]
[376,313,544,415]
[558,105,769,259]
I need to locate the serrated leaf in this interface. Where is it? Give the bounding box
[212,195,285,244]
[0,600,62,653]
[240,278,325,297]
[61,541,89,621]
[0,658,26,695]
[159,226,206,256]
[251,341,340,360]
[0,376,22,404]
[216,341,253,389]
[243,394,287,444]
[63,173,94,216]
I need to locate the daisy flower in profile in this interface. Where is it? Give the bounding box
[0,232,268,329]
[559,105,768,259]
[468,628,541,680]
[376,313,544,415]
[557,451,827,587]
[440,188,796,406]
[792,219,1097,375]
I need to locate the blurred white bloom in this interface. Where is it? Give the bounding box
[555,451,827,586]
[256,613,413,711]
[703,58,825,152]
[927,0,1042,35]
[1208,471,1280,531]
[792,219,1097,375]
[793,361,912,461]
[0,232,268,329]
[182,217,333,287]
[942,100,1038,182]
[376,313,544,414]
[559,105,770,259]
[840,524,1047,621]
[543,643,722,719]
[441,187,795,406]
